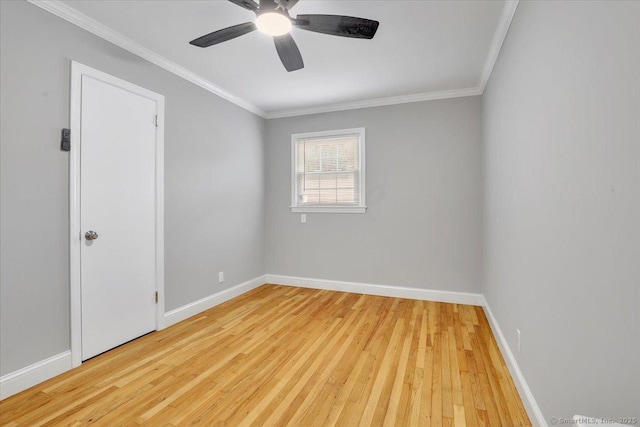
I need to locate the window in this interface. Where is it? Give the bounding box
[291,128,366,213]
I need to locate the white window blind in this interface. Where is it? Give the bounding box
[291,128,366,213]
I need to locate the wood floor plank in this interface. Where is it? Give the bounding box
[0,285,531,426]
[408,313,426,425]
[260,302,370,426]
[296,312,380,426]
[382,313,415,426]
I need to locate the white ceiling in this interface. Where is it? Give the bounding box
[47,0,513,118]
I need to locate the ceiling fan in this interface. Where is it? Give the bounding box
[189,0,380,72]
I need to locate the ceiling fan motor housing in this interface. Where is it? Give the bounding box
[189,0,379,72]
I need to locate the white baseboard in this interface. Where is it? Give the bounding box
[0,351,72,400]
[164,275,267,327]
[1,273,544,427]
[481,297,547,427]
[0,276,267,400]
[267,274,545,425]
[265,274,484,306]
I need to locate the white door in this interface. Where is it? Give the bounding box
[79,72,160,360]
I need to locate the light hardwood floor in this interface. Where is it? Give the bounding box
[0,284,531,426]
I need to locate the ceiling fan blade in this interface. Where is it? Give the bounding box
[295,15,379,39]
[273,34,304,72]
[227,0,259,13]
[189,22,257,48]
[286,0,300,9]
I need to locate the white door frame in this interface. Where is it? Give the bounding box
[69,61,165,368]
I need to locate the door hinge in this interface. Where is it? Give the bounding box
[155,115,158,127]
[155,291,159,303]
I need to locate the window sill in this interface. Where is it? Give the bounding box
[290,206,367,214]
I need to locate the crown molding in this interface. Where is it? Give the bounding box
[28,0,517,120]
[265,0,518,119]
[479,0,519,93]
[27,0,267,118]
[265,86,483,119]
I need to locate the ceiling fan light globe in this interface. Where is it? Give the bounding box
[256,12,292,36]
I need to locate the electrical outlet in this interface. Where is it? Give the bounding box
[301,214,306,223]
[516,329,521,353]
[218,271,224,283]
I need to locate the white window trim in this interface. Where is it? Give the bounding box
[291,128,367,214]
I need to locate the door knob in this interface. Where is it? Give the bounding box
[85,231,99,241]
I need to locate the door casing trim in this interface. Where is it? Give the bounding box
[69,61,165,367]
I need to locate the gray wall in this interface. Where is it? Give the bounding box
[482,0,640,421]
[2,1,638,421]
[265,98,483,292]
[0,0,266,376]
